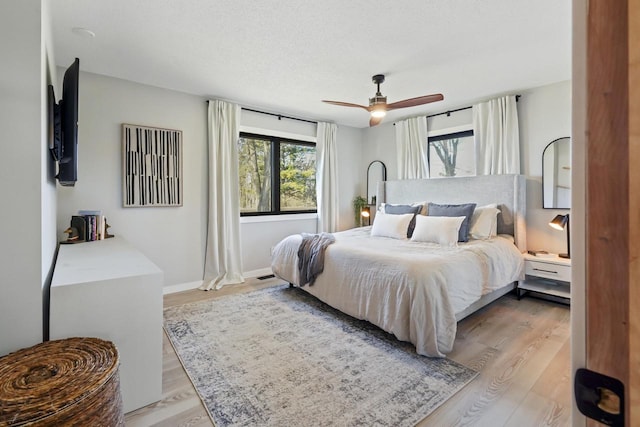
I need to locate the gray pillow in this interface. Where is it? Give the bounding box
[384,204,422,237]
[427,202,477,242]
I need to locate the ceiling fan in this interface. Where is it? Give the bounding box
[322,74,444,127]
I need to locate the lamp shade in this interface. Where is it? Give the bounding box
[549,214,569,230]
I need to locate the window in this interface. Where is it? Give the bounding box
[238,133,316,215]
[428,130,475,177]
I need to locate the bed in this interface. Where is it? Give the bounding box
[271,174,526,357]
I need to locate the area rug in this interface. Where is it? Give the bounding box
[163,285,477,427]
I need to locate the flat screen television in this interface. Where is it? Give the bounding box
[48,58,79,186]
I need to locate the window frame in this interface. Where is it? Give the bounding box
[427,129,475,178]
[239,132,317,217]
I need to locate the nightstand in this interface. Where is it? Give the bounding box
[517,253,571,303]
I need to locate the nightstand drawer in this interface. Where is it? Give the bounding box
[525,260,571,282]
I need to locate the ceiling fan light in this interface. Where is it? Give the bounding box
[370,108,386,118]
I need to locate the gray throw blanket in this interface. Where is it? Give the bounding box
[297,233,336,286]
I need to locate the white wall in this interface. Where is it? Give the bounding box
[362,123,396,181]
[57,74,363,285]
[335,125,364,229]
[361,81,572,254]
[240,215,317,273]
[0,0,57,356]
[519,80,571,254]
[57,72,208,287]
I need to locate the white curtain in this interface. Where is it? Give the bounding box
[472,95,520,175]
[395,116,429,179]
[316,122,338,233]
[201,99,244,290]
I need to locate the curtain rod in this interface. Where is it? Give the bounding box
[205,100,318,125]
[396,95,521,123]
[241,107,317,125]
[426,106,471,119]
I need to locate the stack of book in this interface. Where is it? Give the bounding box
[71,210,108,242]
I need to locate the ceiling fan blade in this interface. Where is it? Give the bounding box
[369,116,384,127]
[386,94,444,110]
[322,100,370,110]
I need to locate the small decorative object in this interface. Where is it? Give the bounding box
[353,195,368,227]
[62,226,82,244]
[60,216,87,244]
[104,220,114,239]
[527,250,553,258]
[371,195,377,205]
[534,251,556,259]
[122,123,183,207]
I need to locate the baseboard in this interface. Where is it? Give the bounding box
[163,280,203,295]
[163,269,274,295]
[243,267,273,279]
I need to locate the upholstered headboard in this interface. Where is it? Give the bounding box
[377,174,526,252]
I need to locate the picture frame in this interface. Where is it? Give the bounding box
[122,123,183,207]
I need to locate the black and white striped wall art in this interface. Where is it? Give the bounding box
[122,124,183,207]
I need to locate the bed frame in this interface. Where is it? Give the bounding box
[377,174,527,320]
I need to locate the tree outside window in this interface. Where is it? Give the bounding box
[428,130,475,177]
[238,133,316,215]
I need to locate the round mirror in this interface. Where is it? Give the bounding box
[542,137,571,209]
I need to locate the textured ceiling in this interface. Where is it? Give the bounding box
[50,0,571,128]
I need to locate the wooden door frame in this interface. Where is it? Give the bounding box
[629,0,640,422]
[572,0,639,425]
[571,0,587,424]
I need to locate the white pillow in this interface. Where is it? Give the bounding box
[411,215,465,246]
[371,212,414,240]
[469,204,500,240]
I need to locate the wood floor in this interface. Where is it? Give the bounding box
[125,278,571,427]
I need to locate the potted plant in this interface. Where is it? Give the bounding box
[353,196,368,227]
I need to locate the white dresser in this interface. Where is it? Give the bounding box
[49,237,163,413]
[517,253,571,302]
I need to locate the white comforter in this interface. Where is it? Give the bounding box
[271,227,524,357]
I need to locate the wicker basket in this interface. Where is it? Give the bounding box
[0,337,124,426]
